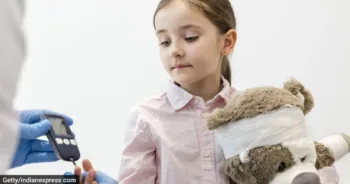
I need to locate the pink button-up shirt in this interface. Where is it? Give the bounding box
[117,77,339,184]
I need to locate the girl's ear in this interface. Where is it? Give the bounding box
[221,29,237,56]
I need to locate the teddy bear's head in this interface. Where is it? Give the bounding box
[207,78,350,184]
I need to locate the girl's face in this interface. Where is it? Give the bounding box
[154,0,232,86]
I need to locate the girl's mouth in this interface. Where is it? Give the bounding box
[173,64,192,69]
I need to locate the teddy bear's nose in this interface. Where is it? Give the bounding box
[291,172,321,184]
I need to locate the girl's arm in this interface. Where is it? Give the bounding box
[117,107,157,184]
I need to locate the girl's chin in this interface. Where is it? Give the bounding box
[172,74,199,86]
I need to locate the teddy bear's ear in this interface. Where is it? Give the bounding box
[283,77,314,114]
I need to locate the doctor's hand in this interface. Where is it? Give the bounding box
[65,159,118,184]
[10,109,74,168]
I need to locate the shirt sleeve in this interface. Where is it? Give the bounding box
[318,165,339,184]
[0,0,26,174]
[117,106,157,184]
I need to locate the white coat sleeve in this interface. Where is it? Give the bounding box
[0,0,26,174]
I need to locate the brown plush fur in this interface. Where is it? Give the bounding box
[225,145,295,184]
[225,141,340,184]
[283,78,314,114]
[314,141,335,169]
[207,78,314,130]
[207,78,344,183]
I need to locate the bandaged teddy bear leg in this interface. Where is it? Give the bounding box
[315,134,350,169]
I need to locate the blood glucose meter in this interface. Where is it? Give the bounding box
[42,114,80,163]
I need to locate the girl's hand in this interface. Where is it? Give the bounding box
[66,159,118,184]
[75,159,97,184]
[63,159,97,184]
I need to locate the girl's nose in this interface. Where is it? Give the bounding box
[170,44,185,58]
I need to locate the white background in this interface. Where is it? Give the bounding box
[8,0,350,183]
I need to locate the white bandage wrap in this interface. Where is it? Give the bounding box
[319,134,350,160]
[214,107,309,160]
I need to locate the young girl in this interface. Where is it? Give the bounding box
[76,0,340,183]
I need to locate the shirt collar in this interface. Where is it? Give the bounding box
[166,75,232,110]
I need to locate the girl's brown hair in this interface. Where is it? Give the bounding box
[153,0,236,85]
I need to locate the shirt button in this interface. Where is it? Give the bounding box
[204,152,210,157]
[200,111,209,119]
[194,98,200,104]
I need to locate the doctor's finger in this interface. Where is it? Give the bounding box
[25,152,58,164]
[20,120,51,139]
[20,110,73,126]
[31,139,53,152]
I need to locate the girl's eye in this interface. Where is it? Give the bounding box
[160,41,170,46]
[185,36,198,42]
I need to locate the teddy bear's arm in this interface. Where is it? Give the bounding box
[314,133,350,170]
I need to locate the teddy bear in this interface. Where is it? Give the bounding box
[207,78,350,184]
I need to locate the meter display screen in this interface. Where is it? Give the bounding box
[49,117,70,136]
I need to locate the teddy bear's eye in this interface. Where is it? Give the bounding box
[277,162,286,172]
[301,156,306,162]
